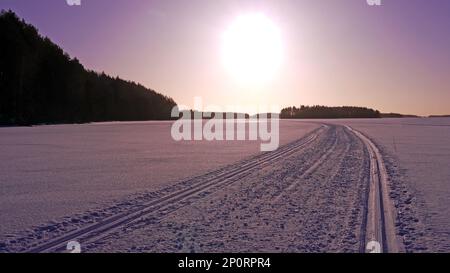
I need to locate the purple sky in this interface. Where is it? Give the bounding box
[1,0,450,115]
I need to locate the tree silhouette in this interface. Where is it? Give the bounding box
[280,105,381,119]
[0,10,177,125]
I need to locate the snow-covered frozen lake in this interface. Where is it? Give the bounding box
[1,118,449,252]
[0,120,319,236]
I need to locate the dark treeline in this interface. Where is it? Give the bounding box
[0,11,176,125]
[280,105,381,119]
[190,111,251,119]
[381,113,419,118]
[179,111,280,119]
[429,115,450,118]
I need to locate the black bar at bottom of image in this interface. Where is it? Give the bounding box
[0,253,445,272]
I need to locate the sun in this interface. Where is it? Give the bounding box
[222,13,283,85]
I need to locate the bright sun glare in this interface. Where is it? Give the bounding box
[222,13,283,86]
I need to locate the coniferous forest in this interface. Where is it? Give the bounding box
[0,11,177,125]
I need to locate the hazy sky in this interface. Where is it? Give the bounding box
[1,0,450,115]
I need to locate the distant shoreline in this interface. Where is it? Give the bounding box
[3,115,447,128]
[429,115,450,118]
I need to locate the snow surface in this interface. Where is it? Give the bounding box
[0,120,318,237]
[83,125,370,253]
[1,118,449,253]
[330,118,450,252]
